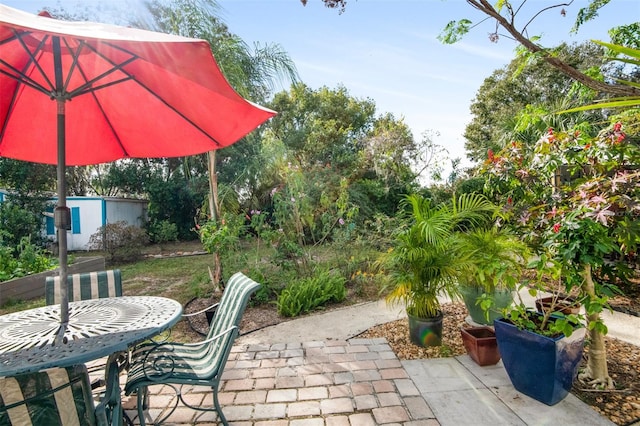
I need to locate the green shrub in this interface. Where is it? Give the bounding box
[148,220,178,245]
[276,270,347,317]
[199,213,244,255]
[0,236,54,281]
[88,221,149,263]
[0,199,48,249]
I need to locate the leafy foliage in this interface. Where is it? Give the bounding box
[146,173,207,240]
[147,220,178,245]
[458,227,530,293]
[0,200,50,249]
[502,306,582,338]
[276,269,346,317]
[199,212,244,256]
[0,236,55,282]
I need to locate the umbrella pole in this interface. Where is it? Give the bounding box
[56,100,69,328]
[53,36,69,332]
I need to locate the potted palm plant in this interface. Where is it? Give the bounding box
[457,227,530,325]
[380,193,496,347]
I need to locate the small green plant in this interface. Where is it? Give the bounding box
[276,270,347,317]
[148,220,178,246]
[439,345,454,357]
[199,213,244,255]
[501,301,582,338]
[500,255,585,338]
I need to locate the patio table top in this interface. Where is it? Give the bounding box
[0,295,182,376]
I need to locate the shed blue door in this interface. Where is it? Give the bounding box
[71,207,81,234]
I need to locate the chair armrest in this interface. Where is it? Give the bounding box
[136,326,239,382]
[182,302,219,318]
[180,325,237,347]
[142,325,238,356]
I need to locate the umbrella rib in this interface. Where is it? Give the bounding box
[0,66,49,96]
[59,38,135,99]
[59,36,84,97]
[85,40,225,149]
[1,30,55,96]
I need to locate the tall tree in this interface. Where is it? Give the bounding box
[465,42,606,162]
[268,83,375,170]
[143,0,298,285]
[265,83,419,222]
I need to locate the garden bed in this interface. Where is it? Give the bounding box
[0,256,105,305]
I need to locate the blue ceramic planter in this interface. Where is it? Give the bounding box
[494,317,585,406]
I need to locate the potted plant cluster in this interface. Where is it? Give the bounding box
[455,227,528,366]
[481,118,640,402]
[380,193,496,347]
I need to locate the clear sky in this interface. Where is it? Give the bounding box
[3,0,639,175]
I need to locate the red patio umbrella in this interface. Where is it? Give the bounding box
[0,4,276,330]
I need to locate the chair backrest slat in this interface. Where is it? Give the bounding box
[207,272,260,341]
[0,365,96,426]
[201,273,260,376]
[45,270,122,305]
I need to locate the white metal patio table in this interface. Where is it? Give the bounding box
[0,296,182,376]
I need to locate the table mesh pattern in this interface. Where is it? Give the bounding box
[0,296,181,375]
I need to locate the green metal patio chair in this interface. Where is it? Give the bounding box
[45,269,126,391]
[45,269,123,305]
[124,272,261,426]
[0,363,122,426]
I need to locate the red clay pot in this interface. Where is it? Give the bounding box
[460,326,501,366]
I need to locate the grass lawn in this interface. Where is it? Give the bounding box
[0,239,384,344]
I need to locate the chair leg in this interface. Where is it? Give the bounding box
[212,385,228,426]
[136,387,149,426]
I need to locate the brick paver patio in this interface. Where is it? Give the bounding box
[121,338,440,425]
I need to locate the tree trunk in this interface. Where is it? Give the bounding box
[207,150,223,290]
[578,263,613,388]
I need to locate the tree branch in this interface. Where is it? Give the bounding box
[467,0,640,97]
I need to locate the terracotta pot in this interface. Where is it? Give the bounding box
[535,296,580,315]
[460,326,501,366]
